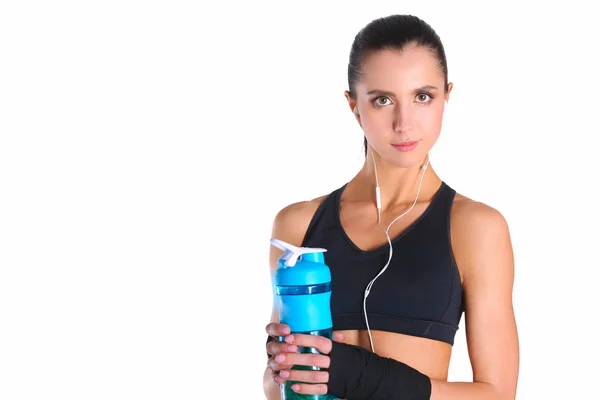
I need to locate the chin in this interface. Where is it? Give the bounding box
[384,153,426,169]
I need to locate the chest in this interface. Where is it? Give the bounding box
[338,201,432,252]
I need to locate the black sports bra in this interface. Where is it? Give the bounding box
[301,181,464,345]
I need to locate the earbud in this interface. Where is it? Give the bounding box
[353,108,359,116]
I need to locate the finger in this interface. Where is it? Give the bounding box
[333,331,344,342]
[273,352,330,369]
[267,356,294,372]
[266,341,298,356]
[283,333,333,355]
[273,367,289,385]
[273,373,285,385]
[290,382,328,395]
[278,369,329,384]
[265,322,291,337]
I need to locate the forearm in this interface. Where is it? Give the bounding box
[430,380,504,400]
[263,366,281,400]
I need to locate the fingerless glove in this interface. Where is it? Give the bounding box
[327,341,431,400]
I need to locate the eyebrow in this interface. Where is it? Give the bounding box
[367,85,439,96]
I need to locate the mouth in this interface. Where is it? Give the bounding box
[391,140,419,152]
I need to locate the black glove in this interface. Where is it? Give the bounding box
[327,341,431,400]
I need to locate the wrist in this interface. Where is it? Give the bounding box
[327,341,431,400]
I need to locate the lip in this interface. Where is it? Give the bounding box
[392,141,419,152]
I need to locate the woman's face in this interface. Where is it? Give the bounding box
[346,45,452,168]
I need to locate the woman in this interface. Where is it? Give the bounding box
[264,14,519,400]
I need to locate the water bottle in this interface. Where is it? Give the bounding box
[270,238,337,400]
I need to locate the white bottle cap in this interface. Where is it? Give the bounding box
[270,238,327,267]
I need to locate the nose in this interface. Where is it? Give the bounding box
[393,103,413,132]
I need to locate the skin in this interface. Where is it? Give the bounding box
[263,44,519,400]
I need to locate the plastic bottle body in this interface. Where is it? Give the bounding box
[271,241,336,399]
[277,285,336,400]
[278,328,336,400]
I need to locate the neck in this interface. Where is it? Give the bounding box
[351,150,439,212]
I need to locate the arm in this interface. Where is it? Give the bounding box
[429,201,519,400]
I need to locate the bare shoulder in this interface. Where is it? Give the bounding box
[451,192,510,231]
[450,192,513,283]
[271,193,328,242]
[269,193,329,271]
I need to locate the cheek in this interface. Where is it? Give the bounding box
[360,115,388,141]
[416,107,444,138]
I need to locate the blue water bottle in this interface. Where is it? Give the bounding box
[270,238,337,400]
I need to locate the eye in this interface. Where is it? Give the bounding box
[372,96,391,107]
[415,93,432,103]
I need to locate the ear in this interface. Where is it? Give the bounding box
[445,82,453,102]
[344,90,362,129]
[344,90,357,114]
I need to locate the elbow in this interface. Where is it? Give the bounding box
[489,383,516,400]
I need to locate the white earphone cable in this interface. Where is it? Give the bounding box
[363,148,429,353]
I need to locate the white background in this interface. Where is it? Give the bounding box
[1,1,598,399]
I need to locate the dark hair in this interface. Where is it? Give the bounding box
[347,15,449,156]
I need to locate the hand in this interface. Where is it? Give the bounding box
[265,322,344,396]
